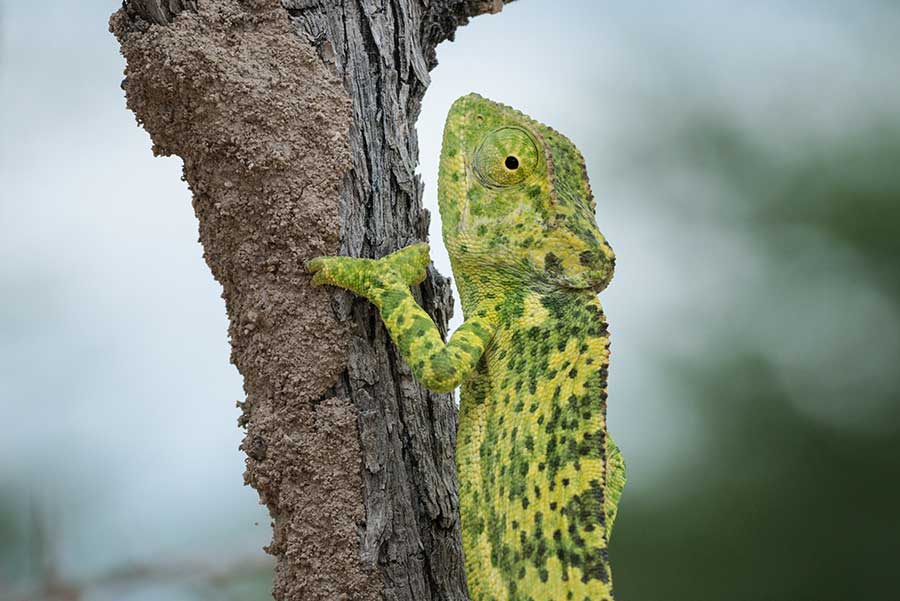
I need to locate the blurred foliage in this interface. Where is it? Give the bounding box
[0,496,26,587]
[611,107,900,600]
[615,352,900,601]
[678,114,900,299]
[0,496,273,601]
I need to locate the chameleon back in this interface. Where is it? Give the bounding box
[439,95,624,601]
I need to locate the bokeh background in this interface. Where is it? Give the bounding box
[2,1,899,600]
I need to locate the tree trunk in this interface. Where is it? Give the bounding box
[109,1,513,599]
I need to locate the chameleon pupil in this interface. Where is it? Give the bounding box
[504,155,519,170]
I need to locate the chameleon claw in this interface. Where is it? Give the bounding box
[305,258,325,287]
[305,256,342,287]
[305,257,325,274]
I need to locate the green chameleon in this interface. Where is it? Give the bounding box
[308,94,625,601]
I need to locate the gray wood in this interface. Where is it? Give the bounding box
[111,0,514,599]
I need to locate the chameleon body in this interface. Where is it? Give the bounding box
[308,94,624,600]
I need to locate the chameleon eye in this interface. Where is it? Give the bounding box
[473,127,538,187]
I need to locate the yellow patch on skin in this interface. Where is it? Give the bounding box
[549,337,584,372]
[474,531,511,600]
[521,557,605,601]
[522,292,551,325]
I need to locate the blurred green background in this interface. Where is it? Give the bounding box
[2,1,899,600]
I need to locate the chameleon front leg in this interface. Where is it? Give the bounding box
[307,243,496,393]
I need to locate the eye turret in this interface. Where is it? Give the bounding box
[473,126,539,187]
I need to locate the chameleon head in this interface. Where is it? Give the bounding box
[438,93,615,295]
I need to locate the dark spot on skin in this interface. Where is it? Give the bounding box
[545,252,562,276]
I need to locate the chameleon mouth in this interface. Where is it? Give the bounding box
[541,250,614,293]
[556,268,614,293]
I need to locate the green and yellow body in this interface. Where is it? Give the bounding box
[308,94,624,601]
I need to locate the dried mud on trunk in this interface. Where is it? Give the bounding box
[111,2,380,599]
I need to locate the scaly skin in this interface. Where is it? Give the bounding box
[308,94,624,601]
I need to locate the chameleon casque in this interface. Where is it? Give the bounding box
[308,94,625,601]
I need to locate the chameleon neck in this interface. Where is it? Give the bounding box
[447,245,534,318]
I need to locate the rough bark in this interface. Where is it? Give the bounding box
[110,0,512,600]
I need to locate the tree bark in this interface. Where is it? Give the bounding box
[110,1,513,599]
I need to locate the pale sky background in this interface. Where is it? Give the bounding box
[2,1,899,599]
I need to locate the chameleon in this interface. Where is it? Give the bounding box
[307,93,625,601]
